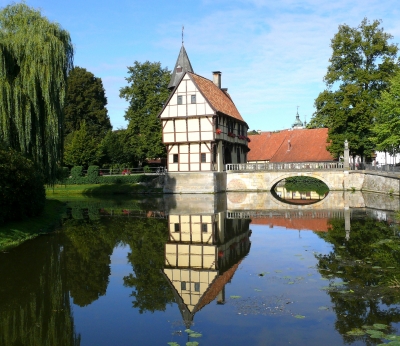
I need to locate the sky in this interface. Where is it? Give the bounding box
[2,0,400,131]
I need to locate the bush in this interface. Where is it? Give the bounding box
[70,166,85,184]
[87,165,100,184]
[0,148,45,225]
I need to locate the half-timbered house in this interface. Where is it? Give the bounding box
[159,46,250,173]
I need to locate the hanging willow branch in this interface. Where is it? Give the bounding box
[0,3,73,183]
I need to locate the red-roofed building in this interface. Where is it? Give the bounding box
[248,128,334,163]
[158,45,249,172]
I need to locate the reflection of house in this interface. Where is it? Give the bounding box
[248,111,334,163]
[159,45,249,172]
[163,212,251,327]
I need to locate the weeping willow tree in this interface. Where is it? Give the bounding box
[0,3,73,183]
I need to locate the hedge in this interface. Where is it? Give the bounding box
[62,166,155,185]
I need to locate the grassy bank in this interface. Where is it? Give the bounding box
[0,199,66,251]
[46,183,163,197]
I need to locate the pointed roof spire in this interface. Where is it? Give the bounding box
[168,36,194,90]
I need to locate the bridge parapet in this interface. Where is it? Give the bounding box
[226,162,343,172]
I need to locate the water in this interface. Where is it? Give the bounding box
[0,192,399,346]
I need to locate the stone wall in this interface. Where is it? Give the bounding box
[361,172,400,195]
[163,172,226,194]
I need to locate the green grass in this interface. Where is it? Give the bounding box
[46,183,163,197]
[0,199,66,251]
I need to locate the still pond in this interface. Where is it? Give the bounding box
[1,191,400,346]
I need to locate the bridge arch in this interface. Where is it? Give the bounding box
[269,171,332,191]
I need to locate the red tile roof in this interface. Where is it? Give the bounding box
[248,128,334,162]
[189,72,245,123]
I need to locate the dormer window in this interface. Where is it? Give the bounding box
[176,65,182,73]
[177,95,183,105]
[191,95,196,104]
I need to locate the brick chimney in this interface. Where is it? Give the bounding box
[213,71,221,88]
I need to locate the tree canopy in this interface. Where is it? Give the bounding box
[370,70,400,156]
[63,121,103,168]
[64,66,111,138]
[308,18,399,159]
[119,61,170,163]
[0,3,73,183]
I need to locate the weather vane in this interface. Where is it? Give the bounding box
[182,25,184,45]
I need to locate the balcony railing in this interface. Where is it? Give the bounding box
[225,162,344,171]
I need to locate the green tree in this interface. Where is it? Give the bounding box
[119,61,170,163]
[64,121,103,168]
[64,67,111,138]
[308,18,399,160]
[100,129,137,167]
[0,3,73,183]
[371,70,400,156]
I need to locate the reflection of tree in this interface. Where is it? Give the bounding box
[0,234,80,345]
[316,217,400,344]
[120,218,175,314]
[63,218,119,307]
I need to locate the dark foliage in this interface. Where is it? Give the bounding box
[0,148,45,225]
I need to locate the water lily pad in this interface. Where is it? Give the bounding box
[370,333,385,339]
[294,254,302,256]
[186,342,199,346]
[362,325,373,329]
[373,324,388,330]
[318,306,329,310]
[346,328,365,336]
[366,330,383,335]
[288,281,295,284]
[189,333,202,338]
[387,341,400,346]
[387,266,395,269]
[230,295,241,299]
[366,261,372,264]
[336,255,342,259]
[320,277,329,280]
[339,246,346,249]
[336,271,344,274]
[372,266,382,269]
[320,286,332,290]
[296,276,304,280]
[185,329,194,334]
[167,342,180,346]
[385,335,400,341]
[294,315,305,319]
[254,289,262,291]
[283,276,292,279]
[275,270,282,273]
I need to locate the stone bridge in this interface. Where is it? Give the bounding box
[163,164,400,195]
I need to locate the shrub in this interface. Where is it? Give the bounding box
[87,166,100,184]
[0,148,45,225]
[69,166,85,184]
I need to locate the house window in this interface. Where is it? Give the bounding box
[173,154,179,163]
[201,153,206,163]
[181,282,187,290]
[201,223,208,233]
[194,282,200,292]
[174,223,180,232]
[177,95,183,105]
[191,95,196,104]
